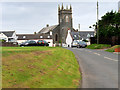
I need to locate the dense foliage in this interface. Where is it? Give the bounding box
[0,39,6,42]
[97,11,120,38]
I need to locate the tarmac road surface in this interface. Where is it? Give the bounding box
[67,48,118,88]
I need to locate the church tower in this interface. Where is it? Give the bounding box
[58,4,73,43]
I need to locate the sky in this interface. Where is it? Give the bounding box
[0,1,119,34]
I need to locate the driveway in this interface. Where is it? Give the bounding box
[67,47,118,88]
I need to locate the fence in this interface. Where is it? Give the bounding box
[90,36,120,46]
[0,42,18,47]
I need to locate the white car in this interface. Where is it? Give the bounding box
[71,41,78,48]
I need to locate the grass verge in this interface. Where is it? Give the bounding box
[86,44,111,49]
[2,47,81,88]
[105,45,120,52]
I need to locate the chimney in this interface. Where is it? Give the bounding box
[46,24,49,27]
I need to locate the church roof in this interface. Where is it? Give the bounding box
[38,25,58,34]
[70,32,81,40]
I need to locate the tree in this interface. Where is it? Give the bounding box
[97,11,120,38]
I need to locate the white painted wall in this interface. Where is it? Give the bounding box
[0,33,8,42]
[17,40,27,45]
[17,39,53,47]
[11,32,18,42]
[0,31,18,42]
[66,30,73,47]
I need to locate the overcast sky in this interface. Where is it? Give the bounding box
[1,1,119,34]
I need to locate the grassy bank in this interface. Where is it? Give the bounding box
[86,44,111,49]
[2,47,81,88]
[105,45,120,52]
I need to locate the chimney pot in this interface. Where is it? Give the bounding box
[46,24,49,27]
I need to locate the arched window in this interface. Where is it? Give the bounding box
[66,16,69,22]
[55,34,58,41]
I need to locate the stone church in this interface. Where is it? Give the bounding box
[17,4,94,47]
[38,4,76,45]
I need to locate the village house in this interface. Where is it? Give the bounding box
[0,30,18,42]
[17,33,53,47]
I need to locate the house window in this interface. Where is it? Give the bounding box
[23,36,26,38]
[74,35,77,37]
[40,36,43,38]
[87,34,90,38]
[48,36,50,38]
[86,38,89,40]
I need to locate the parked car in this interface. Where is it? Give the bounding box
[71,41,78,48]
[77,41,87,48]
[20,40,37,47]
[37,40,49,46]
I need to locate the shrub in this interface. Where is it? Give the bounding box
[86,44,111,49]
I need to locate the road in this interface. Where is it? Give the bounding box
[67,47,118,88]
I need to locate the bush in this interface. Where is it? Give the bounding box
[86,44,111,49]
[105,45,120,52]
[0,39,6,42]
[59,40,61,43]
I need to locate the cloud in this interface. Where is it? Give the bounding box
[1,2,118,33]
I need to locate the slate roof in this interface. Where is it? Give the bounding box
[17,34,52,40]
[70,31,95,40]
[0,31,15,37]
[38,25,58,34]
[70,32,81,40]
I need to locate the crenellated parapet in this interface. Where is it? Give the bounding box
[58,3,72,11]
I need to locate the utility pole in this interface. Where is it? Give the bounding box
[78,24,80,42]
[97,0,99,44]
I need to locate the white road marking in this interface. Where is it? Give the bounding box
[72,48,118,62]
[104,56,118,62]
[93,52,101,56]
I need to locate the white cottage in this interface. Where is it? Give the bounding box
[0,30,18,42]
[0,33,8,42]
[66,30,73,47]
